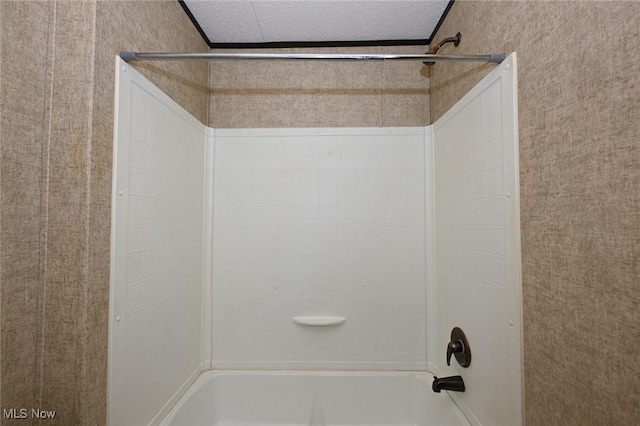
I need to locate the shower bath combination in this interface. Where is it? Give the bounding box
[109,38,522,426]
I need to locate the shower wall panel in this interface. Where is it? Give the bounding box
[212,128,427,370]
[432,54,521,425]
[109,59,206,426]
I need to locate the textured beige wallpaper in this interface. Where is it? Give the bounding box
[0,3,51,424]
[0,1,209,425]
[430,2,640,424]
[35,3,99,424]
[209,45,429,128]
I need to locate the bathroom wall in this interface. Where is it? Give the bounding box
[429,2,640,424]
[0,2,51,420]
[212,128,427,370]
[209,46,429,128]
[0,1,208,425]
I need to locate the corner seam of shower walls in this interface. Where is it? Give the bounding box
[202,127,215,370]
[205,47,213,362]
[423,124,437,374]
[34,0,57,413]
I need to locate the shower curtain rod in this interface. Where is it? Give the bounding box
[119,51,506,64]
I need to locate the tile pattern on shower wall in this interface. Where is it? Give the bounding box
[434,80,510,425]
[119,82,205,426]
[212,128,426,370]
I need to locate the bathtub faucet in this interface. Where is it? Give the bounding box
[432,375,465,393]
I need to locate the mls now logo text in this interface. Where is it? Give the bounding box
[3,408,56,419]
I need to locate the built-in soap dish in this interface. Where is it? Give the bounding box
[292,316,347,327]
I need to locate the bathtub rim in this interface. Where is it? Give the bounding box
[158,369,471,426]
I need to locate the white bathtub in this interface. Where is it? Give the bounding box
[160,370,470,426]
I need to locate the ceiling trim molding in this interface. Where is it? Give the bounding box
[209,39,430,49]
[178,0,455,49]
[428,0,455,43]
[179,0,212,46]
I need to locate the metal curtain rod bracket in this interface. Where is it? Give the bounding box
[119,51,506,64]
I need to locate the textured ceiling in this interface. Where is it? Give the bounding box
[182,0,452,45]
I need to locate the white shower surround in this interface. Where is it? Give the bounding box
[211,127,428,371]
[109,58,208,426]
[432,53,523,425]
[109,53,521,426]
